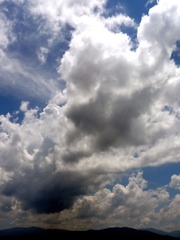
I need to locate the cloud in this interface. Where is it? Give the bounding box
[20,101,29,112]
[37,47,49,64]
[27,172,177,231]
[0,13,15,49]
[0,1,65,101]
[103,14,136,32]
[28,0,106,37]
[0,102,114,215]
[75,172,154,224]
[58,172,179,231]
[0,171,179,231]
[169,175,180,190]
[65,88,151,151]
[0,0,180,231]
[0,52,60,101]
[2,170,88,214]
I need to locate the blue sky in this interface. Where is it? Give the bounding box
[0,0,180,232]
[106,0,155,21]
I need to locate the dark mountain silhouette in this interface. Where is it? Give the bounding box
[146,228,180,238]
[0,226,179,240]
[169,231,180,238]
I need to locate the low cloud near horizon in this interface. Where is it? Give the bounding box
[0,0,180,231]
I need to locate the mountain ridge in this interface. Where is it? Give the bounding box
[145,228,180,238]
[0,226,179,239]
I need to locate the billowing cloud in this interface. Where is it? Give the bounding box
[0,172,179,231]
[169,175,180,190]
[69,172,171,230]
[0,0,180,232]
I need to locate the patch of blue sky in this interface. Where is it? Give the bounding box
[0,95,21,116]
[171,40,180,66]
[3,2,71,70]
[105,0,157,23]
[142,163,180,193]
[104,0,124,17]
[104,0,157,50]
[0,95,43,123]
[132,148,180,194]
[106,162,180,198]
[0,1,71,116]
[2,1,72,66]
[43,24,73,72]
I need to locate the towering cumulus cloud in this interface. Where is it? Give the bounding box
[0,0,180,231]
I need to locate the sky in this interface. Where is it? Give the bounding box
[0,0,180,232]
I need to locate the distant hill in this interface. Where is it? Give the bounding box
[169,231,180,238]
[0,226,179,240]
[146,228,180,239]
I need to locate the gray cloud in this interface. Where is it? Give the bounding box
[2,170,87,213]
[62,150,91,164]
[66,87,152,152]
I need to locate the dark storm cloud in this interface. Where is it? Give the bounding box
[0,198,13,212]
[2,170,88,214]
